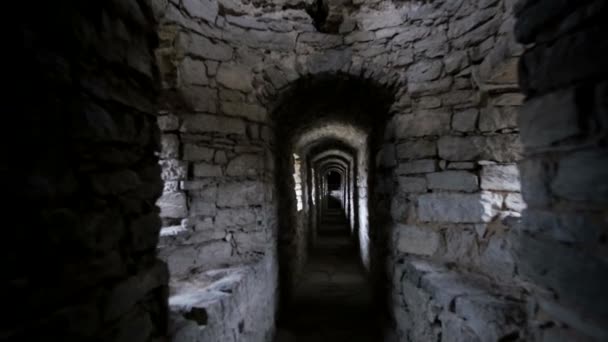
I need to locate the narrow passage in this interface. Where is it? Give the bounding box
[276,204,382,341]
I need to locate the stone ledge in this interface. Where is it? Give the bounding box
[168,254,277,342]
[393,258,527,341]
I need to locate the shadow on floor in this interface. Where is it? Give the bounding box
[276,208,385,342]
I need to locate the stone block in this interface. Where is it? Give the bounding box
[303,49,352,75]
[164,246,197,277]
[454,294,525,342]
[226,154,263,177]
[160,134,179,159]
[163,181,179,193]
[448,162,476,170]
[438,135,522,162]
[479,106,518,132]
[395,110,450,138]
[214,150,228,164]
[492,93,524,106]
[505,193,526,211]
[438,135,481,161]
[177,32,232,61]
[246,30,297,52]
[393,49,414,66]
[451,17,500,49]
[179,57,208,86]
[160,159,188,181]
[409,77,453,96]
[414,30,449,58]
[444,228,478,263]
[417,192,502,223]
[396,224,440,256]
[190,201,216,216]
[216,208,257,227]
[217,64,253,92]
[445,51,469,74]
[193,163,222,178]
[396,140,436,159]
[218,181,265,207]
[181,114,246,135]
[190,184,218,202]
[480,164,520,191]
[441,314,481,342]
[442,90,478,107]
[398,176,428,193]
[158,114,179,131]
[417,96,442,109]
[157,192,188,218]
[408,60,444,83]
[181,179,215,191]
[182,0,218,23]
[452,108,478,132]
[448,8,496,38]
[196,240,233,267]
[180,86,218,113]
[358,10,405,31]
[183,144,214,162]
[477,31,520,85]
[298,32,343,49]
[396,159,437,175]
[345,31,375,44]
[426,171,479,192]
[221,102,267,122]
[226,15,268,30]
[393,26,430,45]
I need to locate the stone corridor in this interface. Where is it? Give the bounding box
[276,205,382,342]
[12,0,608,341]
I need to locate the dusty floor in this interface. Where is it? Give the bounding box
[276,208,383,342]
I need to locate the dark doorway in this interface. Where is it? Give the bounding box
[327,171,341,191]
[327,171,342,209]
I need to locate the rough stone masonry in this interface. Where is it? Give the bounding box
[9,0,607,341]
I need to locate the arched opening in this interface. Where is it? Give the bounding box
[14,2,608,342]
[327,170,341,191]
[326,170,342,209]
[325,171,342,192]
[272,75,396,339]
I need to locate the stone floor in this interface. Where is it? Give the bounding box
[276,209,383,342]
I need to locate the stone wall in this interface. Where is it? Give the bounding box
[379,0,524,279]
[12,0,606,341]
[9,1,168,341]
[513,1,608,340]
[168,253,277,342]
[156,110,274,279]
[150,0,529,339]
[369,0,531,340]
[151,2,279,339]
[148,0,564,340]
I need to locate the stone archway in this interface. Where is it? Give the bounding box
[12,1,608,341]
